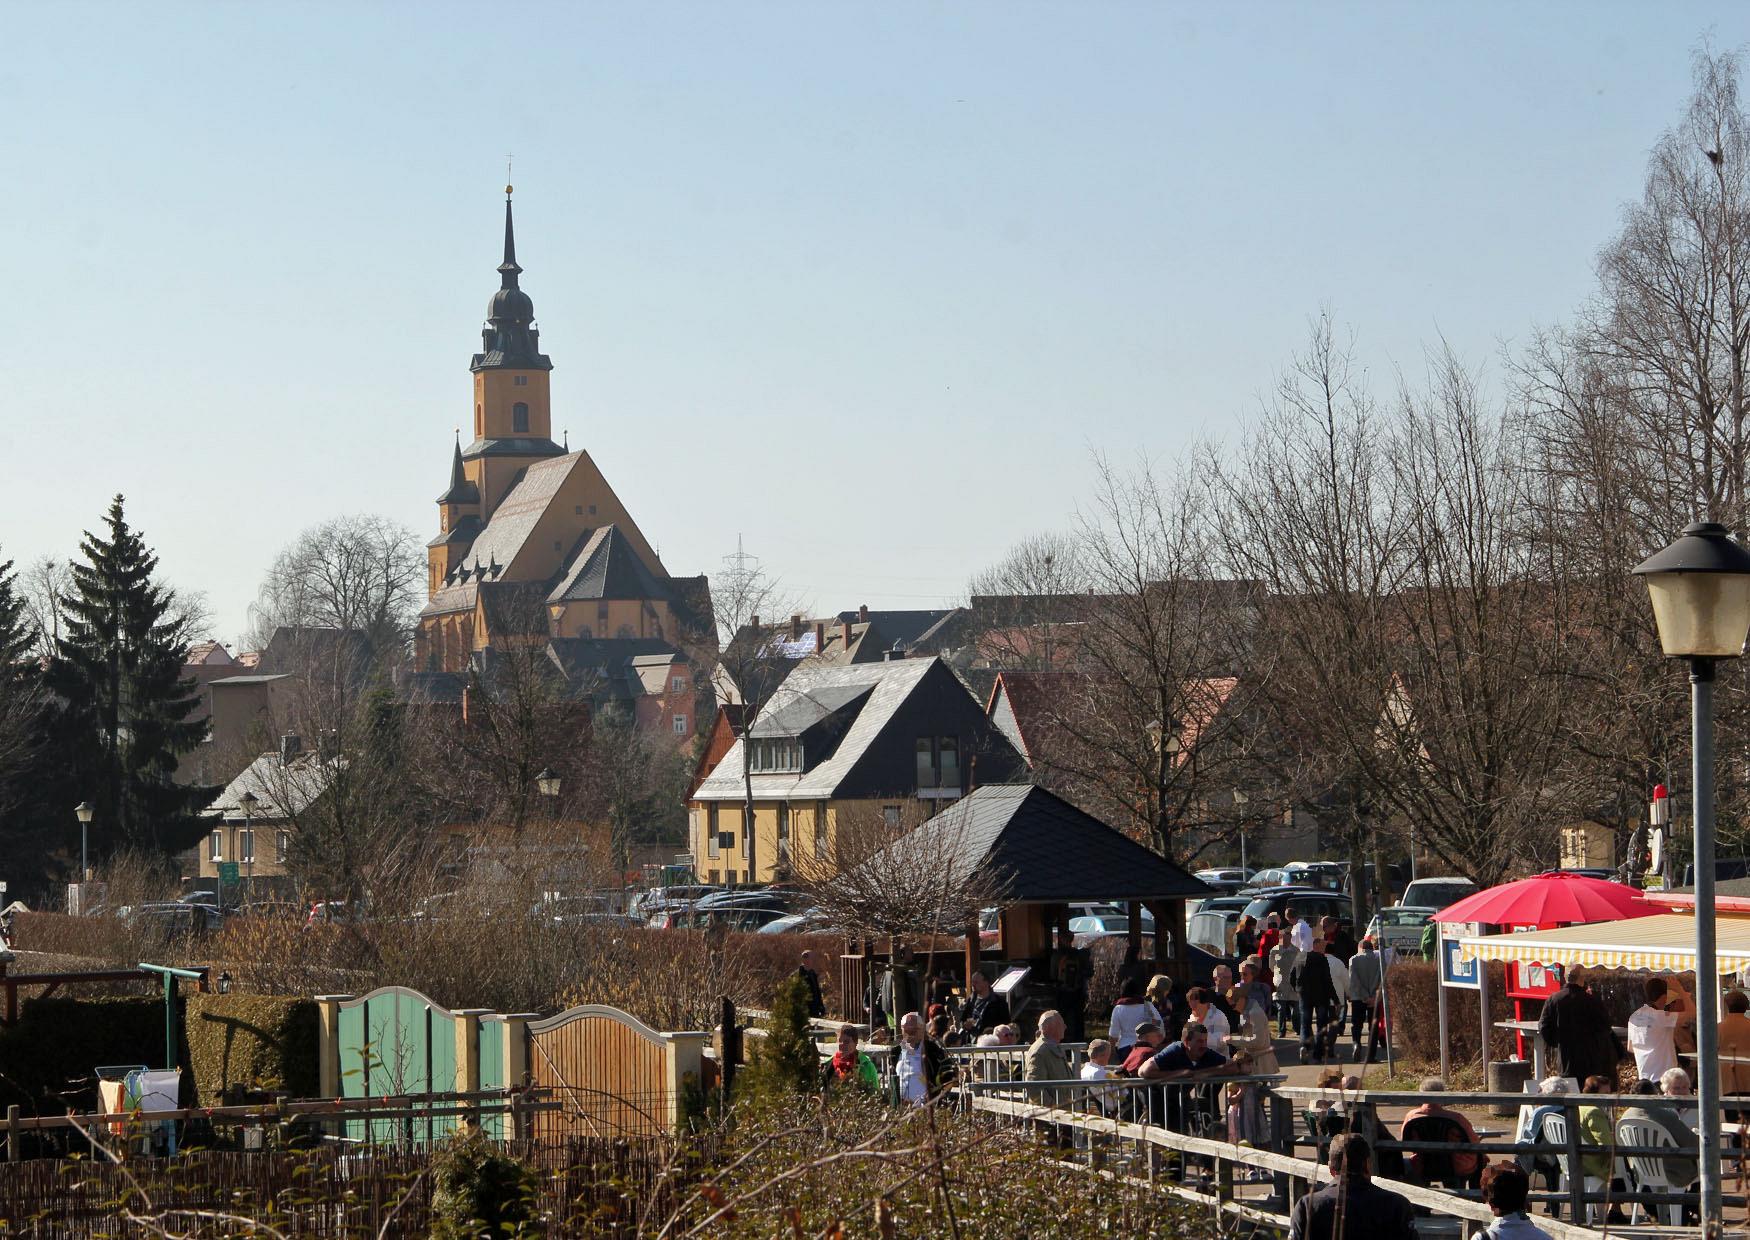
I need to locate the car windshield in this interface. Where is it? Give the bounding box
[1383,909,1430,925]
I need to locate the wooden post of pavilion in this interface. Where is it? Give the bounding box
[964,911,981,992]
[1126,901,1144,964]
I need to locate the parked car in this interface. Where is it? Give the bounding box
[1537,867,1617,882]
[631,884,719,919]
[1397,876,1478,912]
[1282,862,1346,892]
[304,900,367,929]
[756,910,836,934]
[125,902,220,939]
[1366,905,1437,952]
[686,887,807,931]
[1239,886,1355,940]
[1193,868,1254,894]
[1186,894,1256,956]
[1241,867,1291,891]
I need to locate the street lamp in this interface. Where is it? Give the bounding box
[73,801,94,885]
[535,767,562,799]
[1634,519,1750,1237]
[1232,788,1249,871]
[239,791,258,908]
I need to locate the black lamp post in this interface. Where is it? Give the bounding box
[536,767,561,799]
[239,790,259,907]
[1634,519,1750,1236]
[73,801,94,885]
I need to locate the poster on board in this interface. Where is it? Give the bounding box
[1440,923,1482,990]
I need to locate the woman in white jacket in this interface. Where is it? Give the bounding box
[1270,939,1301,1037]
[1106,975,1162,1057]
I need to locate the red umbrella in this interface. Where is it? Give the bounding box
[1435,871,1658,926]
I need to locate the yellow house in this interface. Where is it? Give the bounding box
[688,657,1027,885]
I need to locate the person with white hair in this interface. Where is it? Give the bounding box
[1622,1074,1699,1197]
[1519,1076,1573,1191]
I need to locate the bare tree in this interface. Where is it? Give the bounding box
[791,799,1010,949]
[21,555,71,658]
[246,514,422,663]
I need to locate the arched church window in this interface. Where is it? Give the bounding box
[513,402,529,433]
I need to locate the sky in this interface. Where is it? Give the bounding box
[4,3,1749,647]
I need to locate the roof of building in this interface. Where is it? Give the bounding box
[204,750,342,822]
[693,657,941,801]
[857,783,1212,904]
[477,581,549,637]
[470,194,552,373]
[185,641,236,667]
[834,608,958,652]
[549,524,668,603]
[208,673,295,687]
[256,627,375,680]
[750,683,873,738]
[438,439,481,505]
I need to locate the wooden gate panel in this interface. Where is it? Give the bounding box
[527,1005,673,1139]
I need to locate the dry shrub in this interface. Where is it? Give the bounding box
[1385,959,1647,1077]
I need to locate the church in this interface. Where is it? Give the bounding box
[413,189,711,740]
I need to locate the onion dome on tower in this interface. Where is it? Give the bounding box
[471,186,553,373]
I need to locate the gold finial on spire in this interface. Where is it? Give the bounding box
[505,154,513,197]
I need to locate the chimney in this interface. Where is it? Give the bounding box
[814,621,826,650]
[842,619,853,648]
[790,614,803,641]
[751,613,760,630]
[858,604,869,623]
[279,733,302,764]
[461,684,471,725]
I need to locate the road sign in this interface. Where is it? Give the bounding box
[218,862,240,885]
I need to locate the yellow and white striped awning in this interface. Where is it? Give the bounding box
[1456,912,1750,976]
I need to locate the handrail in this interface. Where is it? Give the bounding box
[964,1088,1604,1239]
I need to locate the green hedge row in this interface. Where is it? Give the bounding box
[0,993,319,1114]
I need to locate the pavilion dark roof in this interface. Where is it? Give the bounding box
[882,783,1211,905]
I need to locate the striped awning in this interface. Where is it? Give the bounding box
[1456,912,1750,975]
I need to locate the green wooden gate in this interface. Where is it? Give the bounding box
[335,986,465,1144]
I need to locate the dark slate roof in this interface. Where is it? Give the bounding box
[548,524,668,603]
[256,627,374,679]
[477,582,549,637]
[544,637,685,702]
[459,436,566,460]
[403,671,466,705]
[427,514,482,549]
[836,608,958,651]
[749,684,872,738]
[866,783,1212,905]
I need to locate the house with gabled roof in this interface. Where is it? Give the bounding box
[688,657,1027,884]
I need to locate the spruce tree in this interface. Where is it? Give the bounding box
[47,496,210,856]
[0,555,32,668]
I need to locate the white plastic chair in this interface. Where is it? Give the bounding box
[1540,1111,1605,1223]
[1615,1116,1685,1226]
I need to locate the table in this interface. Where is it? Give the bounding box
[1497,1019,1628,1082]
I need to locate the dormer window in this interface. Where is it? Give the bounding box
[513,402,529,433]
[749,738,803,774]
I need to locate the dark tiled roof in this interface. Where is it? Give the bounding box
[403,671,467,704]
[835,609,957,651]
[548,524,668,603]
[749,684,872,738]
[477,582,549,637]
[459,436,566,460]
[427,514,482,549]
[868,783,1211,905]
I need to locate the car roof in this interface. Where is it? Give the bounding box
[1246,885,1349,897]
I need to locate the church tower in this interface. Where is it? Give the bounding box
[466,186,563,515]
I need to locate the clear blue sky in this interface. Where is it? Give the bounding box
[3,4,1745,645]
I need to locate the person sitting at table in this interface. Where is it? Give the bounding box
[1577,1074,1633,1224]
[1400,1078,1486,1186]
[1518,1076,1572,1194]
[1658,1065,1700,1133]
[1472,1163,1553,1240]
[1621,1076,1699,1207]
[1720,988,1750,1114]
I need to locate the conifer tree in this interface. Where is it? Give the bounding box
[0,553,44,832]
[47,496,210,856]
[0,555,32,668]
[743,975,821,1097]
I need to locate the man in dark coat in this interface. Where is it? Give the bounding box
[958,968,1010,1038]
[1288,1134,1417,1240]
[1292,939,1340,1064]
[797,949,827,1019]
[1539,970,1623,1085]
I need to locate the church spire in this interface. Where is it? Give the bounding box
[498,187,521,286]
[472,184,552,373]
[437,433,480,505]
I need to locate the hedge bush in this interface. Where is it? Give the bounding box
[184,993,319,1106]
[0,996,168,1114]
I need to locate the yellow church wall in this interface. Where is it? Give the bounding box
[550,597,676,642]
[474,369,552,441]
[497,452,669,584]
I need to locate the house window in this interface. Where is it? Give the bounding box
[741,810,751,859]
[276,830,290,864]
[513,401,530,432]
[707,805,720,857]
[514,375,528,386]
[777,803,790,842]
[588,504,597,516]
[939,736,960,789]
[915,738,937,788]
[815,800,829,853]
[209,830,222,862]
[575,505,583,515]
[673,714,687,735]
[883,805,902,827]
[672,675,687,694]
[915,736,961,792]
[239,828,255,863]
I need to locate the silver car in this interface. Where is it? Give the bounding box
[1366,905,1436,952]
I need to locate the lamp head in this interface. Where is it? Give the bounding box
[1633,521,1750,658]
[535,767,561,798]
[73,801,94,825]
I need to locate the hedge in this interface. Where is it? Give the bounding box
[0,993,319,1115]
[184,993,319,1106]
